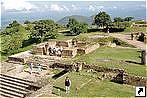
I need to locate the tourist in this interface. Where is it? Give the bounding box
[131,33,134,40]
[29,63,33,74]
[37,63,42,73]
[65,76,71,94]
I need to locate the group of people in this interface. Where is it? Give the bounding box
[131,32,144,40]
[48,46,63,57]
[29,62,42,74]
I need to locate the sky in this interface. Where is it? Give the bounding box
[1,0,146,27]
[1,0,146,12]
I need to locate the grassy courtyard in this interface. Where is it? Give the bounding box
[73,47,146,77]
[52,71,135,97]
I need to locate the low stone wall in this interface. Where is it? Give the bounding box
[62,48,77,58]
[77,43,100,54]
[50,62,147,86]
[123,74,147,86]
[8,51,33,64]
[50,63,73,70]
[8,57,25,63]
[33,46,45,55]
[56,40,71,47]
[76,41,86,47]
[83,64,124,73]
[83,64,147,86]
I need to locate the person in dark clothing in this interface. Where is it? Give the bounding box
[131,33,134,40]
[65,77,71,94]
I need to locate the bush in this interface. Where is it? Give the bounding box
[92,37,135,47]
[138,33,145,42]
[112,38,135,47]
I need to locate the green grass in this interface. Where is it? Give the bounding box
[124,27,147,34]
[0,45,33,61]
[73,47,146,77]
[52,71,135,97]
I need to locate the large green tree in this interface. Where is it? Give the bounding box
[93,11,112,28]
[31,20,58,43]
[113,17,124,28]
[114,17,123,22]
[124,16,134,22]
[66,18,88,35]
[1,21,27,54]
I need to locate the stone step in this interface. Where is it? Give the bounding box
[0,74,33,84]
[0,82,29,92]
[0,91,20,98]
[0,75,33,86]
[0,78,29,88]
[0,88,24,98]
[0,84,29,95]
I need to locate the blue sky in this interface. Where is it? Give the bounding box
[1,0,146,27]
[2,0,146,13]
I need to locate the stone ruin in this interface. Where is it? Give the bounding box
[8,50,33,64]
[130,32,144,40]
[32,39,100,58]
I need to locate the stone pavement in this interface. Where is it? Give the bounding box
[110,33,145,50]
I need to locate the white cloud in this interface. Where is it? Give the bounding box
[44,4,49,9]
[99,6,104,9]
[72,4,77,10]
[113,6,117,9]
[50,4,64,11]
[3,0,37,11]
[62,5,70,12]
[89,5,95,11]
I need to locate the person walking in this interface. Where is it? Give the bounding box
[65,77,71,94]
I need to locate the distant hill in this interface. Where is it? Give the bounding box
[57,15,93,26]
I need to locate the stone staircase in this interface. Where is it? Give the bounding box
[0,74,41,98]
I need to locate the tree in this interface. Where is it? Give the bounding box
[31,20,58,43]
[66,18,88,35]
[114,17,123,22]
[124,16,134,22]
[113,17,124,28]
[1,20,28,54]
[93,11,112,28]
[24,20,31,24]
[1,20,20,35]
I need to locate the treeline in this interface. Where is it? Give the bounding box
[67,12,134,35]
[1,11,134,55]
[1,20,63,54]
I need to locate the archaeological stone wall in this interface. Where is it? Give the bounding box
[50,62,147,86]
[50,63,73,70]
[123,74,147,86]
[76,41,87,47]
[77,43,100,54]
[83,64,124,73]
[83,64,147,86]
[56,40,72,47]
[61,48,77,58]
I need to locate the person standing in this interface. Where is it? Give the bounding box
[65,77,71,94]
[131,33,134,40]
[29,63,33,74]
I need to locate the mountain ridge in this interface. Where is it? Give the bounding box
[57,15,94,25]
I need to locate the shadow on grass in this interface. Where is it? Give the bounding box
[53,86,66,92]
[52,70,69,79]
[125,60,142,65]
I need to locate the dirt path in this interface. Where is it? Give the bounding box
[110,33,145,50]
